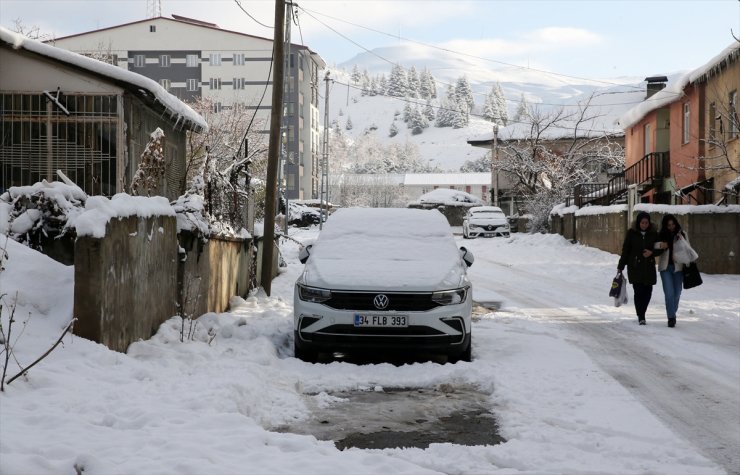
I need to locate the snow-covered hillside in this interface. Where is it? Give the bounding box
[326,44,685,171]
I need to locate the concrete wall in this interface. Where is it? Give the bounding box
[73,216,178,353]
[178,232,252,318]
[551,208,740,274]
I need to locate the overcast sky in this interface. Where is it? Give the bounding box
[1,0,738,80]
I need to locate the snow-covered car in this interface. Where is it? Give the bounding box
[294,208,473,363]
[462,206,510,238]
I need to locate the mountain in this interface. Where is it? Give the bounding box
[327,44,673,171]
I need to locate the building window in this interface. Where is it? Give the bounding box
[213,102,222,113]
[133,54,145,68]
[683,102,690,144]
[233,53,245,66]
[730,90,738,139]
[708,102,717,146]
[209,53,221,66]
[209,78,221,90]
[186,54,199,67]
[233,78,245,90]
[644,123,652,155]
[150,25,156,33]
[159,79,171,91]
[159,55,170,67]
[186,79,198,92]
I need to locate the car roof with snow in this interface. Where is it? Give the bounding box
[303,208,467,291]
[469,206,504,213]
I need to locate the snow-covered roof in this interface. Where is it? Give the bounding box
[411,188,485,206]
[618,42,740,131]
[0,26,208,132]
[404,172,491,186]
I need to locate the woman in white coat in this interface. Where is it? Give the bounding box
[656,214,694,327]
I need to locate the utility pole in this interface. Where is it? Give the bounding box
[491,124,499,207]
[280,1,292,236]
[261,0,286,296]
[319,71,331,229]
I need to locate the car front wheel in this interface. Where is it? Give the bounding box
[294,341,319,363]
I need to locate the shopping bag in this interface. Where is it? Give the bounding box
[615,276,628,307]
[673,237,699,265]
[609,272,623,298]
[683,261,703,289]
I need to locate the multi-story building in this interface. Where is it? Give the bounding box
[51,14,325,200]
[619,43,739,204]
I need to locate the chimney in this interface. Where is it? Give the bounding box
[644,76,668,99]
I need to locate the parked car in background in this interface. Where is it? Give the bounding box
[294,208,474,363]
[462,206,510,238]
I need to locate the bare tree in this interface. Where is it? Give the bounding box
[9,18,53,41]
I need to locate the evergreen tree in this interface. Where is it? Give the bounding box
[387,64,408,97]
[429,72,438,99]
[403,102,413,123]
[419,69,434,100]
[407,66,420,99]
[369,77,378,96]
[378,74,388,96]
[345,116,353,130]
[423,99,436,122]
[350,64,362,84]
[409,106,428,135]
[389,121,399,137]
[514,93,530,122]
[455,76,475,114]
[495,82,509,126]
[483,88,497,122]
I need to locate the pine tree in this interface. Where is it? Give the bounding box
[389,121,399,138]
[419,69,433,100]
[351,64,362,84]
[369,77,378,96]
[515,93,529,122]
[403,102,412,123]
[495,82,509,126]
[423,99,436,122]
[455,76,475,114]
[387,64,408,97]
[407,66,420,99]
[483,88,497,122]
[378,74,388,96]
[345,116,353,130]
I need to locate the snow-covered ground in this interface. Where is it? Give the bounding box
[1,228,738,475]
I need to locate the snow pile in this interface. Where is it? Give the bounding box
[412,188,485,206]
[72,194,175,238]
[288,201,322,227]
[0,179,87,242]
[550,203,579,216]
[635,203,740,215]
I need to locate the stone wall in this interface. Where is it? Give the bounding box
[74,216,178,353]
[575,211,628,256]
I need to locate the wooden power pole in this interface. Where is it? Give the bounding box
[261,0,286,296]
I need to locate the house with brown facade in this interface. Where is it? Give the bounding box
[618,42,739,205]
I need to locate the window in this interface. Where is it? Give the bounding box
[209,53,221,66]
[159,79,171,91]
[186,79,198,92]
[209,78,221,90]
[683,102,690,144]
[709,102,717,145]
[159,55,170,67]
[730,90,738,139]
[186,54,199,67]
[644,123,652,155]
[133,54,145,68]
[233,78,245,90]
[233,53,245,66]
[149,25,156,33]
[213,102,222,113]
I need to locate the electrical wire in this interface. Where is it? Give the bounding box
[233,0,273,29]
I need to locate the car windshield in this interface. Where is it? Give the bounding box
[472,211,505,218]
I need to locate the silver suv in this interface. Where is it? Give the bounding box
[294,208,473,363]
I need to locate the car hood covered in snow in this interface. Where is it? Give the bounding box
[300,208,468,292]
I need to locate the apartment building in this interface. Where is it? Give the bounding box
[51,14,325,200]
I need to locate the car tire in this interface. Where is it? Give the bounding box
[294,341,319,363]
[448,339,472,363]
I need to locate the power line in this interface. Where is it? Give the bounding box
[233,0,273,29]
[296,4,670,93]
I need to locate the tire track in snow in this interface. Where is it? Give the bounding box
[472,258,740,475]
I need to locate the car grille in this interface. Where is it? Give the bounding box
[323,291,440,311]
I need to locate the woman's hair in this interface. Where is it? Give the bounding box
[659,214,682,239]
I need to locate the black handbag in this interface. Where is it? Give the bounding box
[609,272,624,297]
[683,262,703,289]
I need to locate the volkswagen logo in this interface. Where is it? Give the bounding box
[373,294,389,310]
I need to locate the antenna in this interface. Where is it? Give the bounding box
[147,0,162,18]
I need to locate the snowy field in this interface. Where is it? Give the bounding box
[1,229,738,475]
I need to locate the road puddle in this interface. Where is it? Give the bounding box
[277,385,505,449]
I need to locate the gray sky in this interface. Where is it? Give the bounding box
[1,0,738,79]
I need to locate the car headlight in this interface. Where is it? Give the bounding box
[432,288,468,305]
[298,285,332,303]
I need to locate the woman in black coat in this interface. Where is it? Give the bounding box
[617,211,663,325]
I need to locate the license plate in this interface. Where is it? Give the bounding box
[354,314,408,327]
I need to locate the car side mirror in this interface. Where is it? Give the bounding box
[299,244,312,264]
[459,246,474,267]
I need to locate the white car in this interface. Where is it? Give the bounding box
[463,206,510,238]
[294,208,473,363]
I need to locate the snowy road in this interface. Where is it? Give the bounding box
[466,236,740,475]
